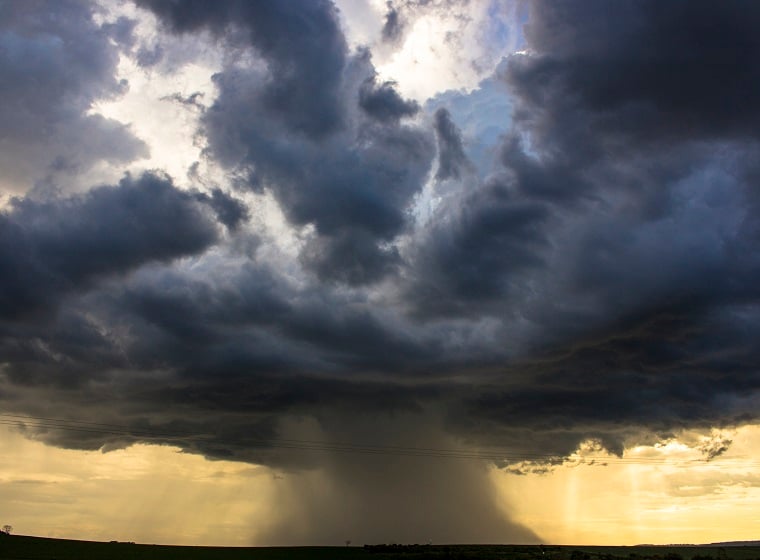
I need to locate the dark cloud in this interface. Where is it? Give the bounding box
[699,434,733,461]
[1,0,755,465]
[409,176,549,318]
[402,0,760,454]
[137,0,348,138]
[433,108,469,181]
[114,261,440,379]
[494,2,760,213]
[0,172,225,319]
[299,230,402,286]
[448,303,760,460]
[510,0,760,144]
[0,0,147,193]
[193,188,248,231]
[405,110,549,318]
[381,1,403,43]
[204,56,433,284]
[138,1,434,286]
[358,77,419,123]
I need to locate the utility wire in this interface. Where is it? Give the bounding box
[0,413,753,466]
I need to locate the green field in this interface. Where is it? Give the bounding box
[2,535,760,560]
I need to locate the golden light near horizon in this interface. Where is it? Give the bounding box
[494,425,760,545]
[3,423,760,546]
[0,424,281,546]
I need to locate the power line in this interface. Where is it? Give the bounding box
[0,413,754,467]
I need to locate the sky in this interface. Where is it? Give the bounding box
[1,0,760,547]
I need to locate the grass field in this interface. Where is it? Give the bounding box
[2,535,760,560]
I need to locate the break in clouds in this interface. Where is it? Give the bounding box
[2,0,760,544]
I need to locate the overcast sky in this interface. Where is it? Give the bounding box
[2,0,760,547]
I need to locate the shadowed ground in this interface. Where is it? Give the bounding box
[2,535,760,560]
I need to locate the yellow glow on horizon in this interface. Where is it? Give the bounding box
[3,424,760,546]
[493,425,760,545]
[0,425,280,546]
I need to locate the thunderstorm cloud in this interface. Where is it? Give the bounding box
[1,0,760,544]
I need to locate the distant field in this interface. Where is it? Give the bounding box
[2,535,760,560]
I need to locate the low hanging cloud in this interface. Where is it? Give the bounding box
[430,0,760,457]
[2,0,760,545]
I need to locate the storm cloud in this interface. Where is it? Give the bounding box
[137,0,434,285]
[0,172,230,320]
[2,0,760,545]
